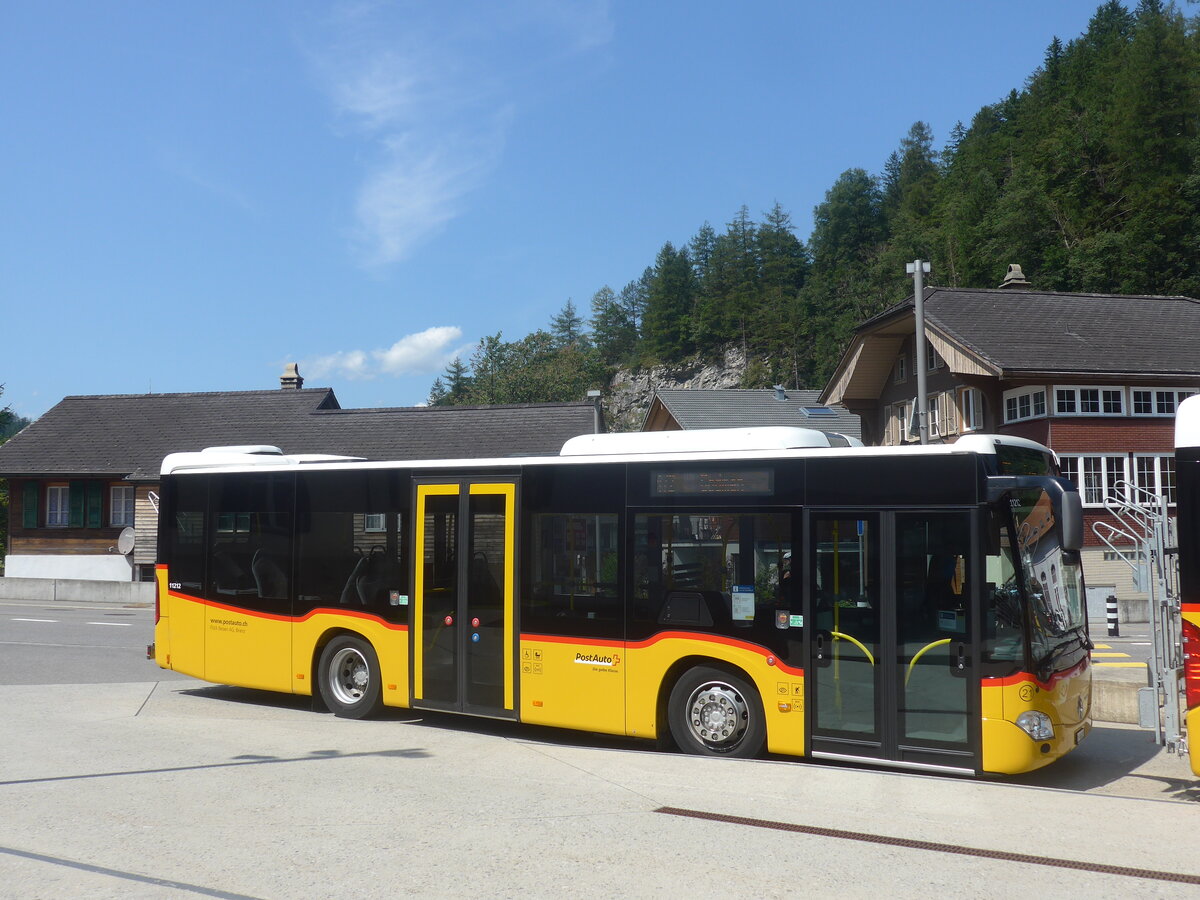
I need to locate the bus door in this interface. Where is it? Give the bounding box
[412,480,516,718]
[807,510,977,773]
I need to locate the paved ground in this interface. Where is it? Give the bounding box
[1,677,1198,899]
[0,599,192,685]
[2,597,1197,898]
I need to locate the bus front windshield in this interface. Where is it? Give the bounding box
[1010,489,1088,669]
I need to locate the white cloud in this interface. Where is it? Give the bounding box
[302,326,466,380]
[374,325,466,375]
[158,151,255,213]
[306,1,612,267]
[352,134,501,268]
[303,349,372,381]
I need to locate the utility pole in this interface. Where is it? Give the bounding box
[906,260,931,445]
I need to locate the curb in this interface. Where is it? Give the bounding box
[1092,666,1150,725]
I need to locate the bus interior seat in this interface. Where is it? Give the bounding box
[355,550,396,606]
[252,549,288,600]
[211,549,246,595]
[657,590,719,628]
[339,555,368,605]
[469,552,501,611]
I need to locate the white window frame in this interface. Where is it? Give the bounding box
[1054,385,1124,417]
[925,341,943,371]
[937,391,958,437]
[894,354,907,384]
[1059,454,1129,507]
[895,401,914,444]
[958,387,982,432]
[1133,454,1177,504]
[1130,388,1198,417]
[1002,387,1047,424]
[46,484,70,528]
[927,395,941,438]
[110,485,135,527]
[364,513,387,533]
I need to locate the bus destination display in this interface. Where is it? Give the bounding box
[651,468,774,497]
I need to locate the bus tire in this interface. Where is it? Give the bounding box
[668,665,765,759]
[318,635,384,719]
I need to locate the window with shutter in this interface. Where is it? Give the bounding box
[69,481,85,528]
[86,481,103,528]
[22,482,39,528]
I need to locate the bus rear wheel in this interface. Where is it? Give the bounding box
[319,635,384,719]
[668,666,765,759]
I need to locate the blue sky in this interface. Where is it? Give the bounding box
[2,0,1108,420]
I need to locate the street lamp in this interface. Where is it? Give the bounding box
[906,260,931,445]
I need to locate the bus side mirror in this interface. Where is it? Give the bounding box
[1060,488,1083,552]
[985,475,1083,552]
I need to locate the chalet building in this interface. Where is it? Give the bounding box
[819,266,1200,615]
[0,368,601,583]
[642,388,861,440]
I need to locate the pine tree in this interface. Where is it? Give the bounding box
[590,285,636,366]
[689,222,718,285]
[619,269,651,340]
[759,204,811,384]
[642,242,695,361]
[550,299,587,348]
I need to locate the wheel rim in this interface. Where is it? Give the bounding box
[685,680,750,751]
[327,646,370,706]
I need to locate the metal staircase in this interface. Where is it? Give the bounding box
[1092,481,1186,757]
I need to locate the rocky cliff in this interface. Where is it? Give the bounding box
[602,346,750,432]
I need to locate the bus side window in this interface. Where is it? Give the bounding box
[295,471,407,622]
[165,475,207,596]
[207,473,293,616]
[525,513,621,639]
[632,512,796,650]
[983,512,1025,673]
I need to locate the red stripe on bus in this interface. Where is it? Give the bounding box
[165,591,407,631]
[521,633,625,648]
[522,631,804,677]
[632,631,805,676]
[983,656,1089,690]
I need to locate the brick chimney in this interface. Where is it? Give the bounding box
[999,264,1030,289]
[280,363,304,390]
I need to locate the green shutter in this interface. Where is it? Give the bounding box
[22,482,38,528]
[69,481,85,528]
[87,481,104,529]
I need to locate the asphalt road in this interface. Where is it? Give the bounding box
[0,599,190,685]
[0,597,1196,898]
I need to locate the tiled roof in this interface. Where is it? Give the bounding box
[868,287,1200,376]
[0,389,601,480]
[650,389,861,439]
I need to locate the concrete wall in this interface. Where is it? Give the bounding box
[0,576,154,605]
[1082,549,1149,623]
[5,554,133,581]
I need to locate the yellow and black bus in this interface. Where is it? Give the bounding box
[151,426,1091,776]
[1175,395,1200,776]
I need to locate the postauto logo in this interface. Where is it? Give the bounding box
[574,652,620,667]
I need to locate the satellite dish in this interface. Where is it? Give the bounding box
[117,527,136,556]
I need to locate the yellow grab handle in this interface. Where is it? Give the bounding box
[905,638,952,686]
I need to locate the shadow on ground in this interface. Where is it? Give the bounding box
[1001,724,1199,801]
[174,686,1198,800]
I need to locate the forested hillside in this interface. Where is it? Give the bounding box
[430,0,1200,407]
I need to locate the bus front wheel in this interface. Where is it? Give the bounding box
[668,666,765,759]
[318,635,384,719]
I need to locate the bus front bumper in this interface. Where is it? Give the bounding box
[981,716,1091,775]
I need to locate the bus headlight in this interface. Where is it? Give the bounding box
[1016,711,1054,741]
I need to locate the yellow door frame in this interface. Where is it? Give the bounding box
[413,481,516,712]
